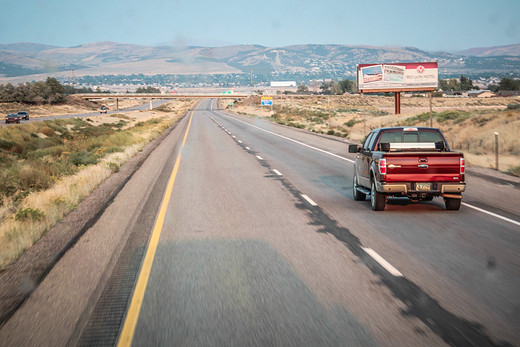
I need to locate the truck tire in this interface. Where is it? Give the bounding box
[353,174,366,201]
[445,197,461,210]
[370,180,386,211]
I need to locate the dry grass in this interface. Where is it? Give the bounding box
[229,95,520,173]
[0,100,192,271]
[0,97,147,118]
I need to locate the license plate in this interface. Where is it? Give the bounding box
[416,183,431,191]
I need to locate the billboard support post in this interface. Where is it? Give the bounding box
[429,92,433,127]
[395,92,401,114]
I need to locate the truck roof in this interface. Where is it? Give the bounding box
[371,126,442,132]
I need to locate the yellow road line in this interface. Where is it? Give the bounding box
[117,110,194,347]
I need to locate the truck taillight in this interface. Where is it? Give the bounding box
[379,159,387,175]
[460,157,465,175]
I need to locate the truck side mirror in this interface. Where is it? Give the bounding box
[348,144,360,153]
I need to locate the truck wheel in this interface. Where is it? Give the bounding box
[353,174,366,201]
[445,197,461,210]
[370,180,386,211]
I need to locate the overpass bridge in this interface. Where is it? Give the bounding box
[72,93,250,110]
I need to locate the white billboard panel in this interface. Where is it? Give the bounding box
[357,62,438,92]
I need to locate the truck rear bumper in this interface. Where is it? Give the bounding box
[377,182,465,194]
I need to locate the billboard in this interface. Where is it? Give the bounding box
[261,96,273,106]
[357,62,438,92]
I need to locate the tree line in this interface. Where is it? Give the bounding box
[301,76,520,95]
[0,78,105,105]
[0,77,67,104]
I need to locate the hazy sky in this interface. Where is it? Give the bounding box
[1,0,519,51]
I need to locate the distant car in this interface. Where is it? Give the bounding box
[5,113,20,124]
[100,106,108,114]
[17,111,29,120]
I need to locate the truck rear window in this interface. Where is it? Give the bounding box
[375,129,447,151]
[378,130,444,144]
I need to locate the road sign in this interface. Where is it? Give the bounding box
[261,96,273,106]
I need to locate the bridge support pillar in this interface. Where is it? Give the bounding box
[150,98,153,110]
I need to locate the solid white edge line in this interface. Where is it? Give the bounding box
[245,147,251,150]
[362,247,403,277]
[272,169,283,176]
[256,156,263,160]
[462,202,520,227]
[301,194,318,206]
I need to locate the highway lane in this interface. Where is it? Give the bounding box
[118,100,446,346]
[195,99,520,345]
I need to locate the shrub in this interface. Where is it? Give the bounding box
[19,162,54,191]
[15,207,44,221]
[337,108,361,113]
[106,162,120,173]
[435,110,471,124]
[69,151,98,166]
[344,119,361,127]
[507,166,520,177]
[40,127,55,137]
[370,110,389,116]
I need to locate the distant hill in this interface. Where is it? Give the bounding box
[0,42,60,52]
[457,43,520,57]
[0,41,519,83]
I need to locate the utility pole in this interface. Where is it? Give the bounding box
[250,69,253,107]
[495,132,499,170]
[72,69,75,94]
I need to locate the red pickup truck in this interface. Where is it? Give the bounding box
[349,127,465,211]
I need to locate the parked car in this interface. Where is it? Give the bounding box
[5,113,20,124]
[100,106,108,114]
[349,127,465,211]
[17,111,29,120]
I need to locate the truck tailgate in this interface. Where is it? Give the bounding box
[384,152,463,182]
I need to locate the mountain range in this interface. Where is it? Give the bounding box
[1,41,519,84]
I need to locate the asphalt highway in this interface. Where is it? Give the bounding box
[1,99,518,346]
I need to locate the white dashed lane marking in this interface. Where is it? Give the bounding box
[362,247,403,277]
[301,194,318,206]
